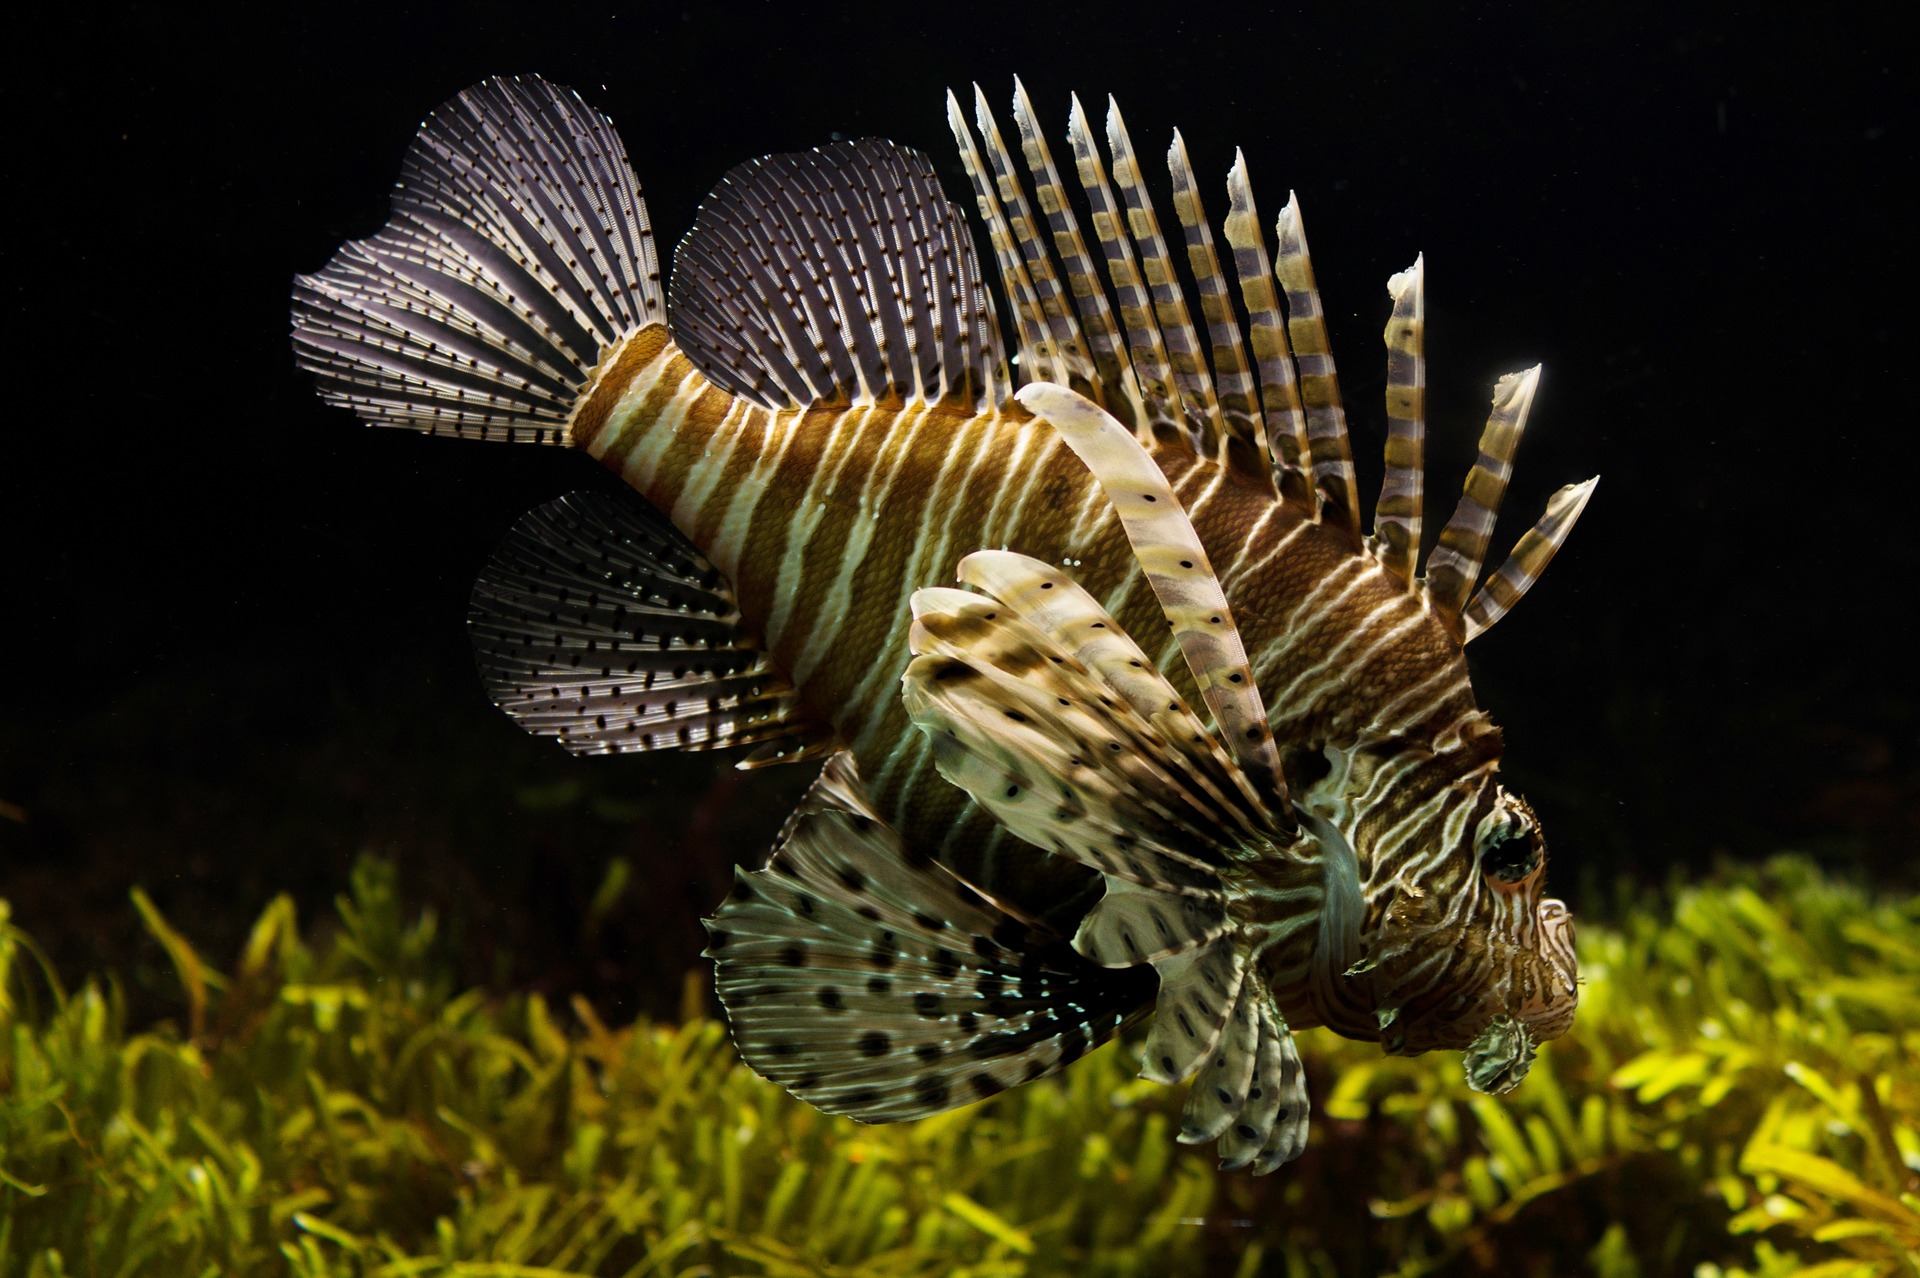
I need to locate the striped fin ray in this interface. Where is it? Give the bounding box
[1010,81,1144,430]
[1223,153,1315,509]
[1274,193,1361,537]
[1461,477,1599,641]
[903,586,1268,895]
[708,753,1155,1123]
[957,197,1017,406]
[468,492,829,763]
[1373,256,1426,584]
[947,92,1068,389]
[941,552,1279,850]
[966,86,1102,396]
[1424,366,1542,622]
[291,75,662,445]
[1066,95,1187,445]
[1015,383,1289,808]
[1168,131,1270,484]
[1104,100,1222,451]
[669,139,1007,411]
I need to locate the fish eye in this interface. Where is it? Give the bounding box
[1478,798,1542,884]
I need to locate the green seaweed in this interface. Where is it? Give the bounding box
[1,857,1915,1276]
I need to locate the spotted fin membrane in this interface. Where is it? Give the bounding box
[903,541,1314,1170]
[705,753,1155,1122]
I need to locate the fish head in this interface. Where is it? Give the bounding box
[1317,741,1578,1092]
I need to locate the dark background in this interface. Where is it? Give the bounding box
[4,2,1912,1018]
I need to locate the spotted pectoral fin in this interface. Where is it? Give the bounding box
[1074,874,1228,966]
[1138,938,1245,1086]
[706,753,1155,1123]
[469,491,831,764]
[1014,382,1290,812]
[1141,939,1309,1171]
[1213,999,1311,1173]
[904,575,1286,898]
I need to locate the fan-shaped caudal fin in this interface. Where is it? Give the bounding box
[1373,256,1426,586]
[1015,382,1289,810]
[1461,477,1599,642]
[290,75,663,445]
[1273,194,1361,539]
[1168,131,1270,487]
[1223,152,1315,510]
[1104,99,1222,452]
[1425,366,1542,623]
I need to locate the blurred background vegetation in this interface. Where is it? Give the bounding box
[3,852,1915,1276]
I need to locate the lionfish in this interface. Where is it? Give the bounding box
[292,75,1593,1172]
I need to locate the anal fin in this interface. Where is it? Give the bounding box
[469,491,830,763]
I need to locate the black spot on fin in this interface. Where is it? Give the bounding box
[707,753,1154,1123]
[670,140,1010,412]
[469,491,830,762]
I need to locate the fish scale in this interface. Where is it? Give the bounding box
[292,73,1595,1171]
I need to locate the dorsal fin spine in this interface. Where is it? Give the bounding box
[970,86,1100,397]
[1425,365,1542,622]
[948,89,1059,388]
[1273,193,1361,539]
[1010,80,1146,432]
[1374,255,1427,586]
[1102,98,1221,453]
[1167,130,1271,486]
[1223,152,1316,511]
[1066,94,1185,445]
[1461,476,1598,642]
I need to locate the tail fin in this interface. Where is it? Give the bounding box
[290,75,664,445]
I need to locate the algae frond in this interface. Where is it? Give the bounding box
[1,857,1915,1276]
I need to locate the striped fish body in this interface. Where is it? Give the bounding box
[575,326,1470,883]
[292,75,1594,1171]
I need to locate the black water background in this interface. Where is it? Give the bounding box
[4,1,1912,1021]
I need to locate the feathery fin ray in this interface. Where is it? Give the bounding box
[291,75,663,444]
[469,492,831,764]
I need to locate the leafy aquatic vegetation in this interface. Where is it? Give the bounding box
[1,857,1914,1277]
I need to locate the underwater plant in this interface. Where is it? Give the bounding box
[1,855,1915,1276]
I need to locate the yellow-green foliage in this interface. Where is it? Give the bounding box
[0,857,1915,1277]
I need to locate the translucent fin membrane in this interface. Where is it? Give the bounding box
[291,75,662,444]
[669,139,1010,411]
[469,491,829,762]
